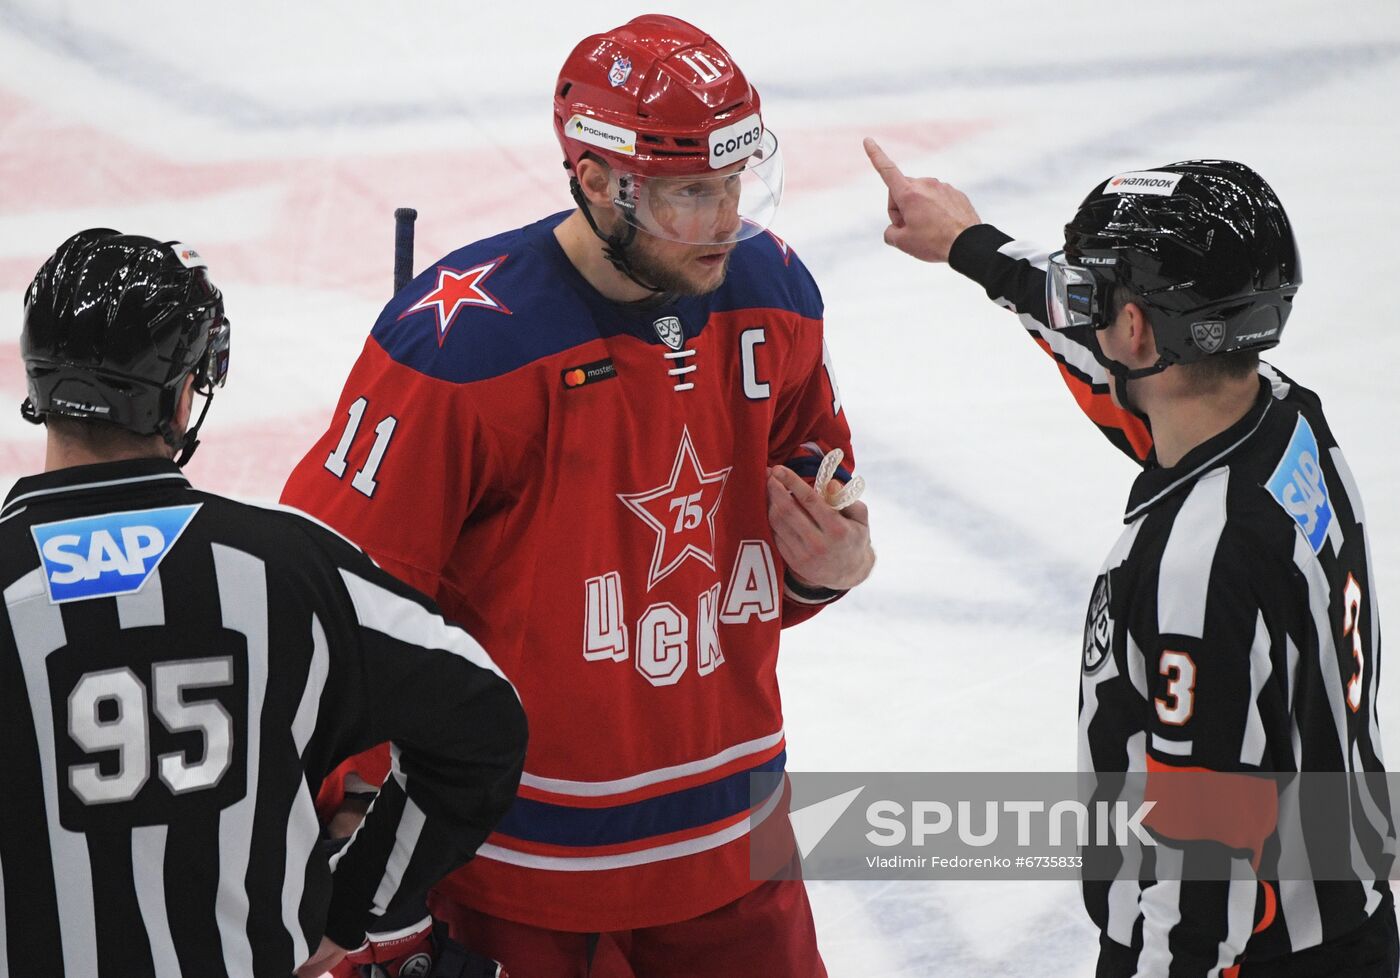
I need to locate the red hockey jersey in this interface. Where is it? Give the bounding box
[281,212,855,932]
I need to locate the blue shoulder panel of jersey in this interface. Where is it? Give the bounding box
[31,503,202,604]
[372,214,824,383]
[709,228,824,321]
[1265,413,1333,554]
[370,212,603,384]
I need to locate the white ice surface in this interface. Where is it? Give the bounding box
[3,2,1399,973]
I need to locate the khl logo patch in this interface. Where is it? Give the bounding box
[31,504,202,604]
[1190,320,1226,354]
[1083,572,1113,673]
[652,315,684,351]
[1266,414,1333,554]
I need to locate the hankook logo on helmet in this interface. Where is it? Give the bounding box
[170,242,208,270]
[567,114,636,156]
[709,113,763,170]
[1191,320,1227,354]
[1104,171,1184,197]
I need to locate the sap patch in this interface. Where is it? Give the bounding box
[31,504,202,604]
[1266,415,1333,553]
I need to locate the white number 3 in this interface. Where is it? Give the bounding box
[1155,650,1196,726]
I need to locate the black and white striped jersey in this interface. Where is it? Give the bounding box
[950,225,1394,977]
[0,458,527,978]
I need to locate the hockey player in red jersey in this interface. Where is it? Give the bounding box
[281,15,874,977]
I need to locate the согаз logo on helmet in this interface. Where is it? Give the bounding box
[709,114,763,169]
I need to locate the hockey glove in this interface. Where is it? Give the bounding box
[335,917,505,978]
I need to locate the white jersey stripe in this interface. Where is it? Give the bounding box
[291,615,330,754]
[520,729,785,798]
[369,797,427,918]
[282,614,331,968]
[1293,533,1349,771]
[116,569,165,630]
[477,777,785,872]
[1150,734,1193,757]
[1275,776,1323,951]
[1208,867,1257,977]
[1135,846,1185,978]
[339,569,511,687]
[133,825,182,978]
[5,569,97,978]
[1157,469,1230,639]
[1240,612,1273,767]
[1105,732,1146,946]
[212,545,270,978]
[1,472,189,513]
[1286,635,1304,769]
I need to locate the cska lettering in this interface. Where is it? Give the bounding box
[582,540,777,687]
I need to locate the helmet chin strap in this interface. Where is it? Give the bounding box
[568,173,672,302]
[169,388,214,468]
[1088,331,1170,427]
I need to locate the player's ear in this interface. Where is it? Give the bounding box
[574,156,614,209]
[1121,301,1157,367]
[173,374,196,432]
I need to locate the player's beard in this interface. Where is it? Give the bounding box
[623,233,733,297]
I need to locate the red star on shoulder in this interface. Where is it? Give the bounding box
[399,255,511,345]
[618,426,733,590]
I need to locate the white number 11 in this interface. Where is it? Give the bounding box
[324,396,398,498]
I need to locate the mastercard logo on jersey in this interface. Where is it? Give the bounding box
[30,504,202,604]
[561,358,618,390]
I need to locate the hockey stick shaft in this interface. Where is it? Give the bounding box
[393,207,418,295]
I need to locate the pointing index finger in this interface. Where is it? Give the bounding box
[864,137,910,193]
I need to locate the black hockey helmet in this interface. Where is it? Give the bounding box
[1046,160,1300,374]
[21,229,230,463]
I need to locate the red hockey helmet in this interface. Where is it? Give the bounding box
[553,15,784,246]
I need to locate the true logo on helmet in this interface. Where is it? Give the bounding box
[609,57,632,88]
[1082,573,1113,674]
[709,113,763,170]
[567,114,636,156]
[1104,171,1184,197]
[652,315,684,351]
[1190,320,1226,354]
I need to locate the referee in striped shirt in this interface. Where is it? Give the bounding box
[866,143,1396,977]
[0,229,527,978]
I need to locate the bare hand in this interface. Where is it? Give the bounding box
[295,936,348,978]
[767,465,874,591]
[864,137,982,263]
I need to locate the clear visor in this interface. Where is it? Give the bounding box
[195,317,230,393]
[613,129,784,246]
[1046,250,1105,331]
